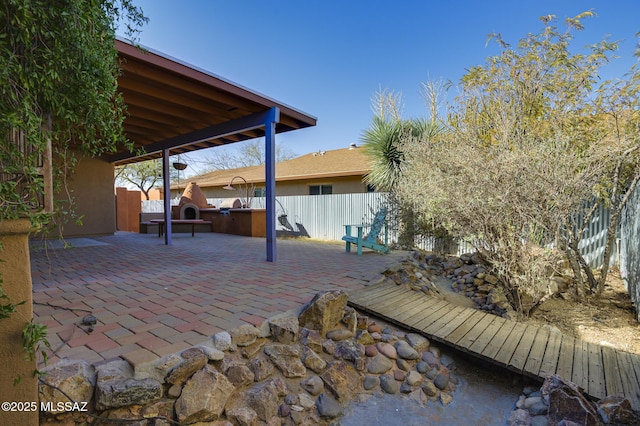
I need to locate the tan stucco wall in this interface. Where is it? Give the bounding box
[0,219,38,425]
[60,155,116,237]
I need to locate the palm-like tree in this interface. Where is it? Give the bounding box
[361,116,445,248]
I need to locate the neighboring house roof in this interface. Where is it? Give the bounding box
[186,145,372,188]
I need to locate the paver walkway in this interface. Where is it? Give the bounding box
[348,282,640,411]
[31,232,406,369]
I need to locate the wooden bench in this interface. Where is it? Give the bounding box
[342,207,389,255]
[150,219,212,237]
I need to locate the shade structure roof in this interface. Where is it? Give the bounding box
[108,39,317,165]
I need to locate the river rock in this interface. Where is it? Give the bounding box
[268,315,299,344]
[434,371,450,390]
[363,375,379,390]
[175,365,235,424]
[405,333,430,352]
[379,374,399,394]
[421,350,439,366]
[541,375,599,425]
[320,361,359,402]
[366,353,393,374]
[316,393,342,419]
[368,323,383,334]
[416,361,429,374]
[376,342,397,359]
[422,380,438,397]
[395,340,420,360]
[326,328,354,341]
[406,371,423,386]
[263,344,307,377]
[396,358,411,371]
[365,344,378,357]
[212,331,234,351]
[39,359,96,414]
[298,290,349,337]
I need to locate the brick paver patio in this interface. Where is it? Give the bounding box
[30,232,406,369]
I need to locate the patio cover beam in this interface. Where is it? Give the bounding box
[107,110,276,164]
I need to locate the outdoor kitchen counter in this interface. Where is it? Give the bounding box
[199,208,266,237]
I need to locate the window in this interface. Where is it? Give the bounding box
[254,187,266,197]
[309,184,332,195]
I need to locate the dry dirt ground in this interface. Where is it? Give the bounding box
[522,268,640,355]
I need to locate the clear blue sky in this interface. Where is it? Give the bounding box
[118,0,640,174]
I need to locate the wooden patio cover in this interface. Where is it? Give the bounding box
[107,39,317,260]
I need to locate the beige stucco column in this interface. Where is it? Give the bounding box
[0,218,38,425]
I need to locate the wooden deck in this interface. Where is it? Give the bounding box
[348,283,640,410]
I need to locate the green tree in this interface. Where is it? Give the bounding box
[397,13,640,314]
[361,90,446,248]
[115,159,162,200]
[0,0,146,386]
[0,0,146,224]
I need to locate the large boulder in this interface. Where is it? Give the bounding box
[94,360,162,411]
[175,365,235,424]
[541,375,599,426]
[298,291,349,337]
[39,360,95,414]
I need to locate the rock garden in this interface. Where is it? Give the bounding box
[38,251,639,425]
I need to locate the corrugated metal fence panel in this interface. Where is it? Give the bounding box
[576,202,613,269]
[620,184,640,321]
[142,194,622,268]
[251,193,391,241]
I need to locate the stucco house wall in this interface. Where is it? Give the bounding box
[59,155,116,237]
[173,146,373,200]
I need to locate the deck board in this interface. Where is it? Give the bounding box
[538,330,562,379]
[468,315,507,354]
[445,310,486,345]
[481,319,517,360]
[523,326,550,376]
[602,345,624,398]
[587,342,605,400]
[616,351,640,408]
[348,283,640,410]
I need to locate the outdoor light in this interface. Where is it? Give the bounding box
[223,175,252,208]
[172,162,188,190]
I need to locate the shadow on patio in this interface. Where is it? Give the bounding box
[30,232,406,370]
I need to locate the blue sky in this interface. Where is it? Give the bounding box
[119,1,640,174]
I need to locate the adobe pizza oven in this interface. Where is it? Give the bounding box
[175,182,209,219]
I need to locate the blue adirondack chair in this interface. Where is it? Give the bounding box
[342,207,389,255]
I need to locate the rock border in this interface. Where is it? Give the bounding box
[39,289,457,425]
